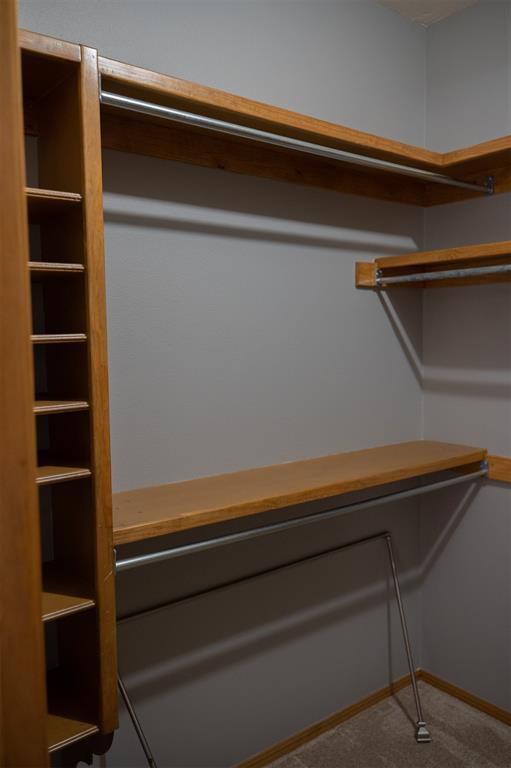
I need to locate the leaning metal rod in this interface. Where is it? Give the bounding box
[384,534,431,743]
[100,90,492,195]
[116,530,432,761]
[115,464,487,573]
[118,675,158,768]
[377,262,511,286]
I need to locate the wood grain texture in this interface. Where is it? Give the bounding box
[487,455,511,484]
[98,57,440,169]
[356,241,511,289]
[100,111,428,206]
[19,28,81,63]
[36,465,92,485]
[0,3,49,765]
[236,673,416,768]
[420,670,511,727]
[97,57,511,204]
[80,45,118,735]
[47,716,98,753]
[34,399,89,415]
[113,441,486,545]
[376,240,511,270]
[355,262,377,288]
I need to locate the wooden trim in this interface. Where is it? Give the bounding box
[19,28,81,62]
[237,669,511,767]
[376,240,511,271]
[80,45,118,734]
[0,3,49,765]
[236,673,414,768]
[419,670,511,727]
[487,455,511,484]
[355,262,377,288]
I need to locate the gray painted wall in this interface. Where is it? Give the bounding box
[422,0,511,712]
[18,0,510,764]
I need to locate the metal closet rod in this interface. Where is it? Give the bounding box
[115,462,487,574]
[100,90,492,195]
[377,262,511,285]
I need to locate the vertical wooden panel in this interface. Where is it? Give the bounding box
[0,0,48,764]
[80,46,118,734]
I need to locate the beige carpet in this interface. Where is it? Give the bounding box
[270,682,511,768]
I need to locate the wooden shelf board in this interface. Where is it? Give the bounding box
[42,565,95,622]
[26,187,82,218]
[31,333,87,344]
[113,440,486,545]
[34,399,89,415]
[356,240,511,289]
[36,465,91,486]
[47,714,98,753]
[98,57,511,206]
[29,261,85,275]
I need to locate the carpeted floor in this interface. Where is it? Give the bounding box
[269,682,511,768]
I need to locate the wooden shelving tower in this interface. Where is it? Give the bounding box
[15,25,117,760]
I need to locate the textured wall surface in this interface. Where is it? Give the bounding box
[422,0,511,713]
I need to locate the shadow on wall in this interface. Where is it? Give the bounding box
[102,148,422,256]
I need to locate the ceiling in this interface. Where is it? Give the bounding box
[377,0,479,26]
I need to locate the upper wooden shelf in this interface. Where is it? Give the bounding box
[18,29,511,206]
[113,440,486,545]
[356,240,511,289]
[29,261,85,276]
[97,57,511,207]
[25,187,82,218]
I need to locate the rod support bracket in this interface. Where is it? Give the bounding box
[416,721,432,743]
[480,459,489,474]
[484,175,494,195]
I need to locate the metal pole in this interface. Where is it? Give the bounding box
[376,262,511,286]
[100,90,492,195]
[115,464,487,573]
[384,534,431,743]
[118,674,158,768]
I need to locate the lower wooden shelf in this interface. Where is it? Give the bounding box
[36,465,92,486]
[31,333,87,344]
[42,565,95,623]
[34,399,89,415]
[113,440,486,545]
[47,713,98,753]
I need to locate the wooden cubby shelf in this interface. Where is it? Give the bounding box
[34,400,89,415]
[113,440,486,544]
[25,187,82,217]
[29,262,85,275]
[356,239,511,289]
[42,565,95,623]
[36,466,92,486]
[47,715,99,754]
[31,333,87,344]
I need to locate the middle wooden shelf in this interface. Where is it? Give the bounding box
[113,440,486,545]
[356,239,511,289]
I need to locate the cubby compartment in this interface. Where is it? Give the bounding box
[36,411,90,482]
[31,270,86,337]
[33,343,90,411]
[39,483,96,623]
[45,612,100,752]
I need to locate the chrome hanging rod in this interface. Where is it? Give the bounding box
[115,463,487,573]
[377,262,511,286]
[100,90,492,195]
